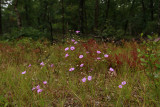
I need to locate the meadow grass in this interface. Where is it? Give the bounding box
[0,37,160,106]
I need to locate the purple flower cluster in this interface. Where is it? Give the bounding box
[22,64,33,74]
[118,81,126,88]
[69,67,75,71]
[95,50,109,61]
[65,40,84,72]
[65,46,75,51]
[32,81,47,93]
[82,76,92,82]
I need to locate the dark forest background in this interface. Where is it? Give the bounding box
[0,0,160,42]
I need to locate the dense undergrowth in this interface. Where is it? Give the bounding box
[0,35,160,106]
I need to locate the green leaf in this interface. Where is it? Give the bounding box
[151,58,157,62]
[138,54,142,57]
[143,41,146,44]
[141,63,146,66]
[156,64,160,69]
[137,49,141,52]
[147,35,152,40]
[4,103,9,107]
[145,54,149,57]
[141,33,143,37]
[140,58,146,62]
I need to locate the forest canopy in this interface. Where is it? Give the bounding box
[0,0,160,41]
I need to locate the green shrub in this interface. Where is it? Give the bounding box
[1,27,47,41]
[98,20,124,40]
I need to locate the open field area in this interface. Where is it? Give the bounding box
[1,0,160,106]
[0,37,160,106]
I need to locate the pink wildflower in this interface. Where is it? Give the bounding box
[40,62,45,66]
[71,39,75,42]
[104,54,109,58]
[65,53,69,57]
[97,51,101,54]
[122,81,126,85]
[119,85,122,88]
[82,77,86,82]
[28,64,31,67]
[88,76,92,81]
[70,46,75,50]
[79,55,83,59]
[37,89,43,93]
[50,64,54,67]
[22,71,26,74]
[69,68,75,71]
[80,63,84,67]
[65,47,69,51]
[43,81,47,85]
[97,57,101,60]
[109,67,114,71]
[32,87,36,91]
[74,41,78,44]
[76,30,80,34]
[36,85,40,89]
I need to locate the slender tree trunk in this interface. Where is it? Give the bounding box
[79,0,84,33]
[44,2,53,43]
[43,2,48,31]
[61,0,65,38]
[124,0,135,36]
[158,0,160,36]
[124,20,128,36]
[25,1,31,26]
[150,0,154,21]
[47,13,53,44]
[105,0,110,19]
[84,3,87,33]
[141,0,146,24]
[94,0,99,30]
[0,0,2,34]
[14,0,22,29]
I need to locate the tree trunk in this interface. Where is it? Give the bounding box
[124,0,135,36]
[79,0,85,33]
[47,13,53,44]
[158,0,160,36]
[141,0,146,26]
[84,3,87,33]
[150,0,154,21]
[94,0,99,30]
[105,0,110,19]
[42,1,48,31]
[0,0,2,34]
[61,0,65,38]
[25,1,31,26]
[14,0,22,29]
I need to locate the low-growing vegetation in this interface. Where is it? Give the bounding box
[1,0,160,106]
[0,34,160,106]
